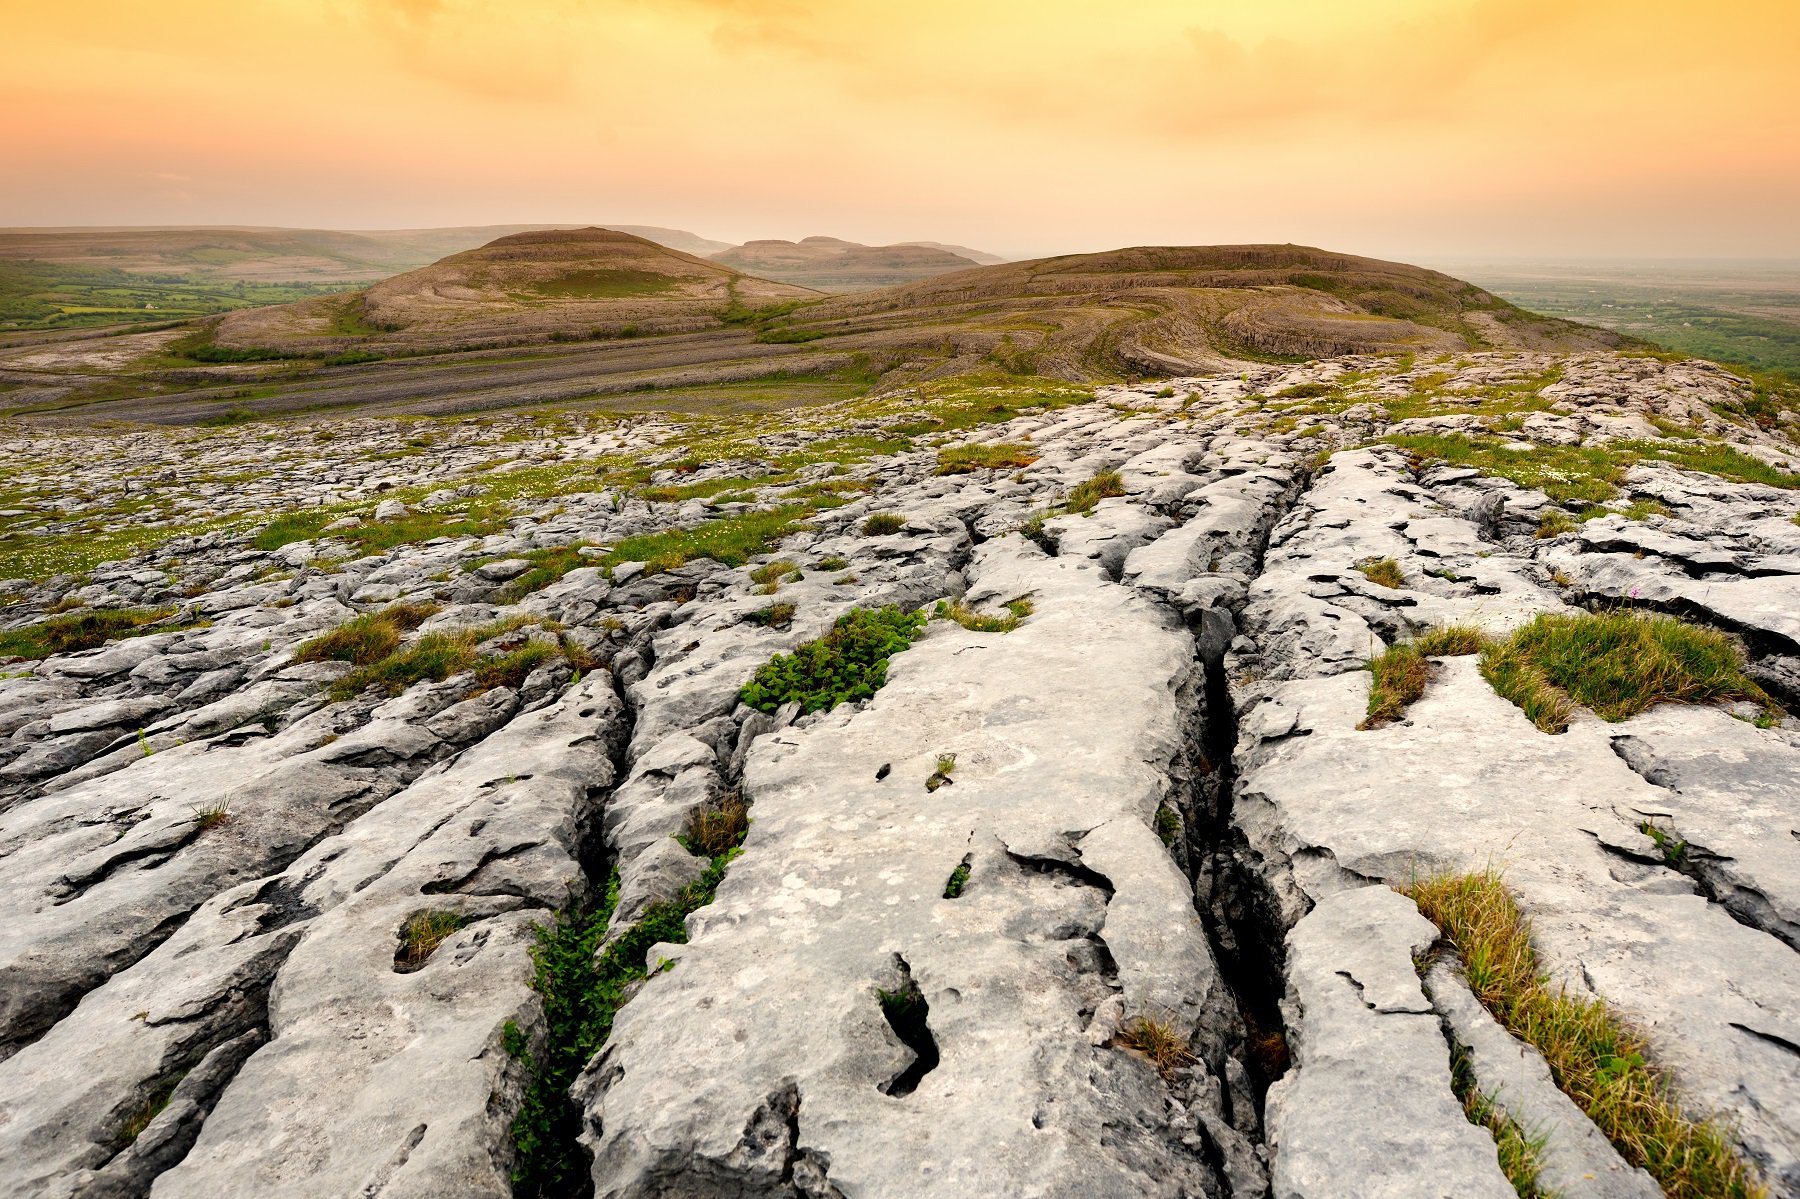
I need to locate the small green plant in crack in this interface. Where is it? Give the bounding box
[1535,510,1579,539]
[925,752,957,792]
[116,1077,182,1148]
[934,595,1033,633]
[1355,557,1406,589]
[1639,820,1688,867]
[817,555,849,571]
[395,910,467,972]
[943,861,972,899]
[679,792,749,858]
[137,729,154,758]
[1154,806,1182,847]
[508,850,740,1197]
[191,802,231,832]
[748,558,801,594]
[1115,1015,1196,1082]
[862,512,906,536]
[739,605,926,714]
[747,601,796,629]
[1065,468,1125,514]
[1449,1045,1550,1198]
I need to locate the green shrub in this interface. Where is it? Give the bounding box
[740,605,927,714]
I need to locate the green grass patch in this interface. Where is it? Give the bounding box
[1356,557,1406,589]
[293,602,439,667]
[1360,625,1487,729]
[395,910,467,971]
[493,546,595,602]
[862,512,906,536]
[935,443,1040,475]
[603,505,810,575]
[1407,871,1766,1199]
[529,269,676,300]
[0,606,188,659]
[1481,610,1778,733]
[1066,468,1125,514]
[934,596,1033,633]
[740,605,927,714]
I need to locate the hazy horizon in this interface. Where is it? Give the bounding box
[5,1,1797,263]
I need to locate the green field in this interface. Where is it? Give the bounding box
[0,259,345,331]
[1442,259,1800,381]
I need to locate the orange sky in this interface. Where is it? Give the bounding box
[3,0,1797,259]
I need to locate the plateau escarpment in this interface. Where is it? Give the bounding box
[0,351,1798,1198]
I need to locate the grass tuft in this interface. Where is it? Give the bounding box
[1406,871,1766,1199]
[293,602,439,667]
[1480,610,1778,733]
[862,512,906,536]
[681,793,749,858]
[395,910,467,971]
[1116,1015,1196,1081]
[934,595,1032,633]
[1356,557,1406,589]
[1066,468,1125,514]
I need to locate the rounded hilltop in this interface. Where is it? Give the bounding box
[212,227,816,351]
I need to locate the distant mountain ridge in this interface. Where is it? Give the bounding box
[706,237,989,292]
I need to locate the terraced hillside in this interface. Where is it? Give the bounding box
[1,352,1797,1197]
[0,242,1634,426]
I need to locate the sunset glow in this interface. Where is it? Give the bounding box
[4,0,1797,258]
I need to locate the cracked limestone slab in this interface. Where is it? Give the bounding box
[1264,885,1515,1199]
[576,538,1240,1198]
[1234,658,1800,1189]
[1423,960,1661,1199]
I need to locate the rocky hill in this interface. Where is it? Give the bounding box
[0,348,1797,1197]
[208,228,816,353]
[708,237,985,291]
